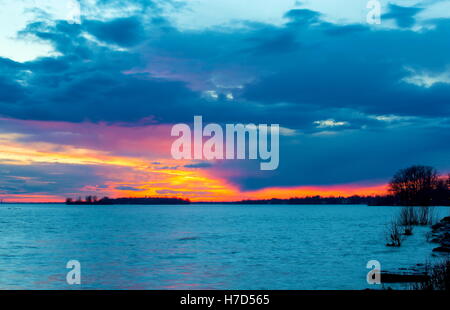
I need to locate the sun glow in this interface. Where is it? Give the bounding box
[0,118,388,203]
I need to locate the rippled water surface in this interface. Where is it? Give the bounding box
[0,204,448,289]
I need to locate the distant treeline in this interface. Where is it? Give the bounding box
[65,194,449,206]
[66,196,190,205]
[196,195,415,206]
[223,195,400,206]
[65,166,449,206]
[227,165,450,206]
[66,195,400,206]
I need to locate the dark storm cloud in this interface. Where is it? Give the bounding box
[0,1,449,192]
[84,17,145,47]
[1,6,450,125]
[184,162,213,169]
[0,77,26,103]
[242,14,450,118]
[115,186,144,191]
[0,18,199,123]
[217,125,450,190]
[284,9,320,25]
[383,4,424,28]
[0,163,103,195]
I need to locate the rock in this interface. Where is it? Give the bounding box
[432,222,444,230]
[441,216,450,223]
[429,216,450,254]
[432,246,450,253]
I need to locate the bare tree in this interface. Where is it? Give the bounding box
[389,165,439,206]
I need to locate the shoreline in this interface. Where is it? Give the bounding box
[381,216,450,288]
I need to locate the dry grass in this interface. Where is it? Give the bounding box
[411,258,450,291]
[398,207,435,226]
[386,221,403,247]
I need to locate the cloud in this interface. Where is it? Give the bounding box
[313,119,349,128]
[84,17,144,47]
[402,67,450,88]
[2,4,450,125]
[115,186,144,191]
[184,162,213,168]
[383,4,423,28]
[0,1,449,197]
[0,163,103,195]
[155,189,210,196]
[0,76,25,103]
[218,125,450,191]
[242,16,450,118]
[284,9,320,25]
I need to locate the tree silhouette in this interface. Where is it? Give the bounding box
[389,165,439,206]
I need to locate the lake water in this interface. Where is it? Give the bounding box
[0,204,448,290]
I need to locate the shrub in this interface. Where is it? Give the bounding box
[398,207,435,226]
[386,221,403,247]
[398,207,418,226]
[403,224,414,236]
[417,207,436,226]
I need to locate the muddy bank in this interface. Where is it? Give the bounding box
[430,216,450,253]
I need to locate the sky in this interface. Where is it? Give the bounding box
[0,0,449,202]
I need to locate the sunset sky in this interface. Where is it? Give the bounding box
[0,0,449,202]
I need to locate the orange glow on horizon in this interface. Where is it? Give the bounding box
[0,194,64,203]
[0,118,389,203]
[0,183,388,203]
